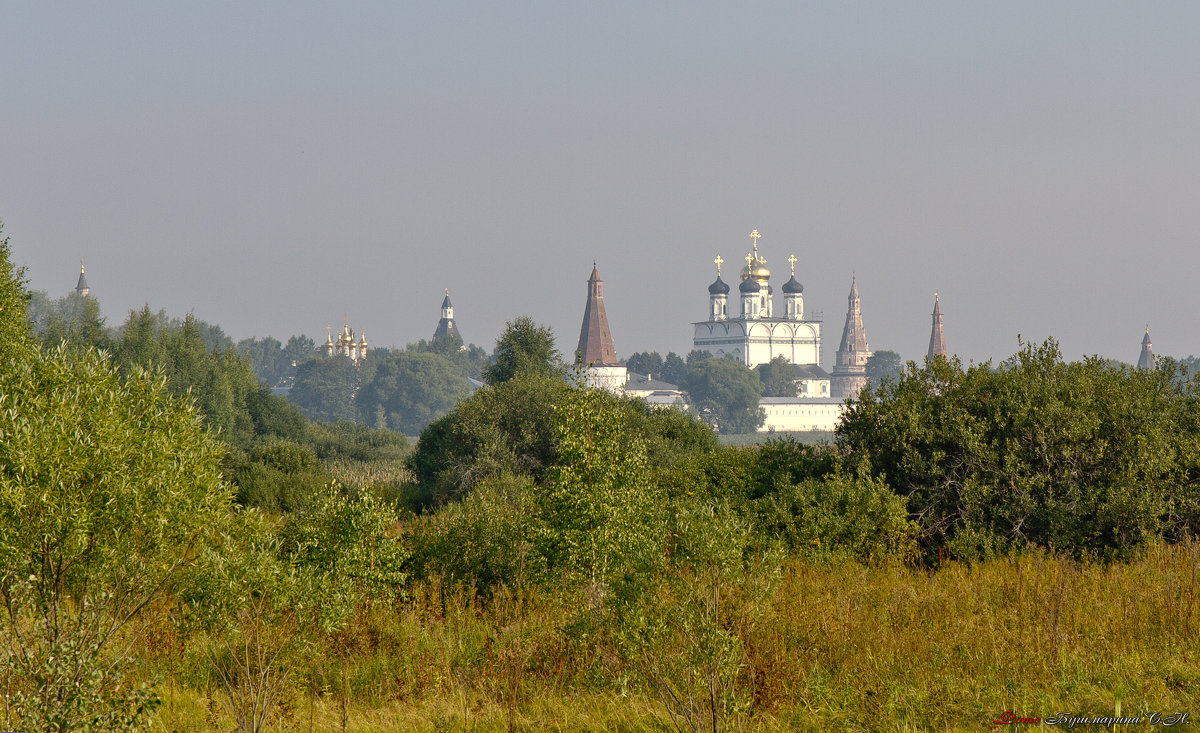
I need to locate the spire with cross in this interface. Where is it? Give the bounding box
[714,254,724,277]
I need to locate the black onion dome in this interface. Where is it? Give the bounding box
[739,277,761,293]
[782,275,804,294]
[708,276,730,295]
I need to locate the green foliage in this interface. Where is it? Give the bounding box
[751,437,840,498]
[279,484,409,615]
[0,345,231,731]
[0,221,33,360]
[306,420,409,463]
[620,502,770,733]
[235,335,290,387]
[186,485,406,731]
[839,339,1194,560]
[408,332,489,379]
[683,356,765,434]
[757,354,799,398]
[865,348,904,386]
[406,381,718,593]
[407,472,544,591]
[29,290,113,354]
[111,308,306,452]
[750,463,918,563]
[661,352,688,386]
[407,373,717,512]
[356,350,470,434]
[482,316,563,385]
[289,354,359,424]
[536,386,663,593]
[235,333,318,388]
[183,510,315,732]
[630,351,687,384]
[407,373,570,508]
[626,350,663,377]
[228,440,326,512]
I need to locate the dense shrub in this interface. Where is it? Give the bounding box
[407,373,716,511]
[838,340,1200,560]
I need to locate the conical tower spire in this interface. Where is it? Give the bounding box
[832,275,871,399]
[576,263,618,365]
[75,261,90,297]
[927,292,947,360]
[1137,327,1155,370]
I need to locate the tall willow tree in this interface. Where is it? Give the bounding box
[0,232,232,731]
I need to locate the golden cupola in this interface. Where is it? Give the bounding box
[739,228,771,284]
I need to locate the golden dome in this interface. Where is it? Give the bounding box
[751,258,770,283]
[741,258,770,283]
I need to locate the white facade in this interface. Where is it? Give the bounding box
[758,397,845,433]
[583,364,629,392]
[693,234,822,370]
[693,319,822,368]
[797,375,831,398]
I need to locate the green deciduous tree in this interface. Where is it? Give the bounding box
[0,221,33,360]
[30,291,113,354]
[407,373,570,509]
[186,486,406,732]
[482,316,563,385]
[839,340,1191,560]
[683,357,765,435]
[408,372,717,512]
[864,349,904,387]
[536,386,662,595]
[757,355,799,398]
[356,350,470,434]
[236,336,291,387]
[661,352,688,386]
[0,347,231,731]
[626,351,664,377]
[289,355,359,424]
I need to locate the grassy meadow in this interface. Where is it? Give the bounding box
[144,542,1200,732]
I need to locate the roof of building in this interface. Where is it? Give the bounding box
[708,276,730,295]
[757,362,831,381]
[624,371,682,392]
[433,318,460,340]
[577,263,619,365]
[75,265,89,293]
[739,277,761,293]
[927,292,947,359]
[759,396,846,406]
[1137,327,1155,370]
[781,275,803,294]
[836,276,870,357]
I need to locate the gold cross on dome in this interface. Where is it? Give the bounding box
[745,252,755,269]
[750,229,761,247]
[788,254,797,276]
[713,254,724,276]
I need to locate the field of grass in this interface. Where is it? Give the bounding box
[147,542,1200,732]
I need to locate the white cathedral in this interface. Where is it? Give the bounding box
[693,229,823,369]
[574,230,879,433]
[692,229,875,432]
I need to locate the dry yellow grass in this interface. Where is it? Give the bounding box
[150,542,1200,732]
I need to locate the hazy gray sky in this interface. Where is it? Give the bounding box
[4,2,1198,367]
